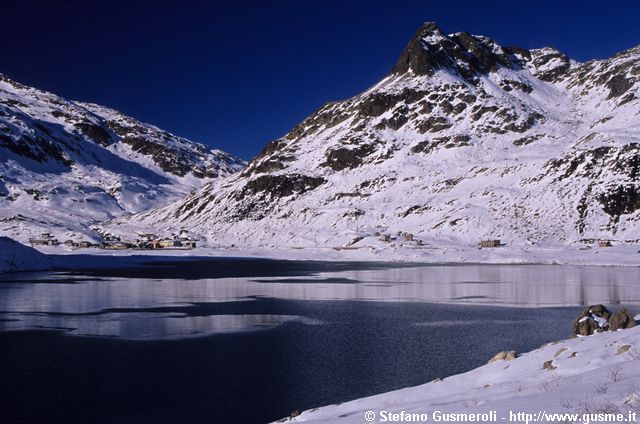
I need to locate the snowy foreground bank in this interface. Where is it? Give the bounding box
[278,325,640,424]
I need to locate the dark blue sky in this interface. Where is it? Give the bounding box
[4,1,640,160]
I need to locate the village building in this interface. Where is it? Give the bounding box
[29,233,60,246]
[159,239,182,248]
[480,239,501,248]
[103,242,128,250]
[182,240,196,248]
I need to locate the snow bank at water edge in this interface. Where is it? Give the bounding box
[277,324,640,423]
[33,241,640,267]
[0,237,51,273]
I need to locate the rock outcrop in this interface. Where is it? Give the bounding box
[488,350,517,363]
[572,304,637,337]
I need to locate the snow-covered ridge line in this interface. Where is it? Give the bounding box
[109,21,640,253]
[278,324,640,423]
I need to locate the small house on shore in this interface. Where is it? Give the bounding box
[480,239,501,248]
[182,240,196,248]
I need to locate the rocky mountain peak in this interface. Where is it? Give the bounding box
[391,22,518,80]
[391,22,451,76]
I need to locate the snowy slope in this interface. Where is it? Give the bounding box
[280,325,640,423]
[0,75,245,243]
[0,236,51,273]
[114,22,640,250]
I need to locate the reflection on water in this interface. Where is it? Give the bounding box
[0,263,638,339]
[0,312,320,340]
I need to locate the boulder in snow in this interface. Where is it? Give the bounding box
[609,308,636,331]
[488,350,517,363]
[571,304,637,337]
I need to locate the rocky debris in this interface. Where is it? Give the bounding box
[321,144,376,171]
[616,345,632,355]
[528,48,572,82]
[606,75,634,100]
[598,185,640,218]
[512,134,544,146]
[542,360,557,371]
[415,116,452,134]
[500,79,533,94]
[0,132,71,166]
[554,347,568,357]
[236,174,326,201]
[75,122,113,146]
[411,134,470,154]
[253,139,287,160]
[123,135,197,177]
[359,93,403,118]
[572,305,637,337]
[247,158,289,175]
[488,350,517,363]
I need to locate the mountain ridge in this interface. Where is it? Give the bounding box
[107,22,640,250]
[0,74,245,243]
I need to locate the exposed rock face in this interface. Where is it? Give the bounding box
[75,122,113,147]
[238,174,326,200]
[322,145,377,171]
[110,23,640,249]
[391,23,516,80]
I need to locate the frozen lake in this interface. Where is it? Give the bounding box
[0,259,638,423]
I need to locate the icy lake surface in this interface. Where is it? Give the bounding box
[1,259,639,423]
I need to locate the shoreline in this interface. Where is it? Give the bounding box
[2,242,640,274]
[275,324,640,423]
[39,242,640,267]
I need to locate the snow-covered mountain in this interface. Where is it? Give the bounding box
[0,74,245,242]
[114,22,640,248]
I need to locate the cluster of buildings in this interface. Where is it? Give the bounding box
[28,230,197,250]
[28,233,61,246]
[373,231,426,246]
